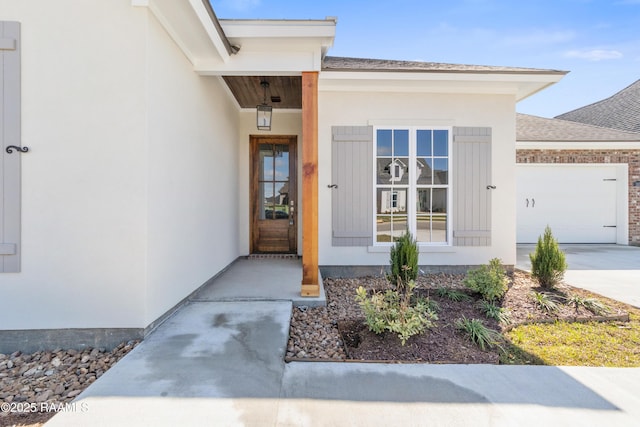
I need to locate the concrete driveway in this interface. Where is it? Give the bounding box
[517,244,640,308]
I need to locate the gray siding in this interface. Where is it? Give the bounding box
[331,126,374,247]
[0,22,21,272]
[452,127,492,246]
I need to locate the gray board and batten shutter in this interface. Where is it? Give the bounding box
[452,126,492,247]
[331,126,374,247]
[1,22,21,272]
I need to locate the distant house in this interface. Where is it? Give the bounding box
[516,113,640,245]
[0,0,565,352]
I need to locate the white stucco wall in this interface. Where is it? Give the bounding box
[144,12,241,325]
[0,0,148,329]
[0,1,242,330]
[318,90,517,266]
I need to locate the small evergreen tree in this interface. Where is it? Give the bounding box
[389,231,419,292]
[529,226,567,289]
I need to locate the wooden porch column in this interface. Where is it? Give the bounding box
[300,71,319,297]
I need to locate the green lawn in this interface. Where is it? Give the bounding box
[501,309,640,367]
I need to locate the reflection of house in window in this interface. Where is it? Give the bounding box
[380,189,407,213]
[383,159,407,182]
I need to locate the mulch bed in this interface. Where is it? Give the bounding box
[286,270,629,364]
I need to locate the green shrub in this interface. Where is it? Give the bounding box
[355,281,436,346]
[476,300,512,324]
[455,317,504,350]
[389,231,419,292]
[529,226,567,289]
[463,258,509,302]
[436,287,472,302]
[531,291,560,313]
[564,295,610,316]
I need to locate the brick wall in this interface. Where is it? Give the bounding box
[516,149,640,245]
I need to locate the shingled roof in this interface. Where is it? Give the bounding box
[517,113,640,142]
[322,56,566,75]
[555,79,640,133]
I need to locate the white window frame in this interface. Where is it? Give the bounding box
[373,126,453,247]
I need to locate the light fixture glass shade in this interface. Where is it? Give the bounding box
[257,104,272,130]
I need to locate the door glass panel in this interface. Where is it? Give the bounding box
[260,182,275,219]
[259,144,274,180]
[274,182,290,219]
[273,145,290,181]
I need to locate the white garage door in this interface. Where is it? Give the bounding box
[517,165,618,243]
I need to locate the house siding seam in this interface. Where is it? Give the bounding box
[516,149,640,245]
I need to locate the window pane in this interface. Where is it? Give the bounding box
[417,130,432,156]
[391,215,408,241]
[416,189,431,213]
[377,129,392,156]
[433,158,448,185]
[394,129,409,156]
[416,158,432,185]
[431,215,447,243]
[376,159,392,184]
[433,130,448,156]
[432,188,447,213]
[416,215,431,242]
[392,158,409,185]
[378,158,409,185]
[376,215,392,242]
[377,188,407,214]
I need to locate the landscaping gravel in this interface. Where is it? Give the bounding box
[0,341,138,426]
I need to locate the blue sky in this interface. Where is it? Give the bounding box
[210,0,640,118]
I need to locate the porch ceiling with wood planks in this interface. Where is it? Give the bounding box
[222,76,302,109]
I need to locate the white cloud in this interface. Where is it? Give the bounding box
[565,49,624,61]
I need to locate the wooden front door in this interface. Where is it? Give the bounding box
[250,136,297,253]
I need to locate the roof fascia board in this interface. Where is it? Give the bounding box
[192,0,235,60]
[517,140,640,150]
[220,19,337,39]
[318,71,564,99]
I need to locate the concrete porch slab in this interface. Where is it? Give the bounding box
[192,258,326,307]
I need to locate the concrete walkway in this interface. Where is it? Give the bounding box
[47,253,640,426]
[517,244,640,307]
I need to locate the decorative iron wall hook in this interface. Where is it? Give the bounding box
[486,185,496,190]
[6,145,29,154]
